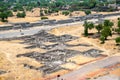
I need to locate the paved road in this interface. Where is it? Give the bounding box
[0,14,119,39]
[0,21,85,39]
[0,19,100,39]
[53,56,120,80]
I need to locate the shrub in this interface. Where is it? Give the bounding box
[118,17,120,20]
[16,12,26,18]
[84,10,91,15]
[41,16,48,20]
[115,37,120,45]
[44,10,48,14]
[0,12,8,22]
[62,11,70,16]
[6,11,13,17]
[100,36,105,44]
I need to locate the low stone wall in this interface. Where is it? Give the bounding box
[0,13,120,31]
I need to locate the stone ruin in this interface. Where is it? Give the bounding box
[23,63,65,75]
[24,42,92,50]
[23,30,78,44]
[17,49,81,75]
[17,49,81,62]
[16,30,105,76]
[82,49,105,57]
[16,48,105,75]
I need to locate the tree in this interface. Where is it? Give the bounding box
[62,11,70,16]
[89,0,97,8]
[84,10,91,15]
[16,12,26,18]
[0,12,8,22]
[100,36,105,44]
[6,11,13,17]
[88,22,94,29]
[117,20,120,28]
[83,21,89,36]
[104,20,114,27]
[83,21,94,36]
[115,37,120,45]
[115,28,120,34]
[55,1,64,8]
[101,27,112,40]
[44,10,48,14]
[114,20,120,34]
[95,24,103,33]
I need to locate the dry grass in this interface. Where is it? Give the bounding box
[0,15,120,79]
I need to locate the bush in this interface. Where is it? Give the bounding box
[48,9,52,13]
[84,10,91,15]
[41,16,48,20]
[62,11,70,16]
[0,12,8,22]
[6,11,13,17]
[115,28,120,34]
[44,10,48,14]
[51,8,59,13]
[100,36,105,44]
[16,12,26,18]
[118,18,120,20]
[115,37,120,45]
[13,9,17,12]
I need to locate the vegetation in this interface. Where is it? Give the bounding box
[0,0,118,22]
[100,36,105,44]
[0,12,8,22]
[115,37,120,45]
[115,20,120,34]
[101,27,112,40]
[104,20,114,27]
[41,16,48,20]
[95,24,103,33]
[84,10,91,15]
[83,21,94,36]
[16,12,26,18]
[83,19,118,44]
[62,11,70,16]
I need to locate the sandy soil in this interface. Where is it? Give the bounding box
[110,68,120,76]
[1,10,120,25]
[0,39,103,80]
[50,16,120,55]
[0,24,107,80]
[67,55,95,65]
[0,14,120,80]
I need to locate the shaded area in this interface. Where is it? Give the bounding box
[82,49,104,58]
[24,43,92,50]
[0,70,6,75]
[17,49,81,62]
[23,30,78,44]
[23,64,67,75]
[17,49,81,75]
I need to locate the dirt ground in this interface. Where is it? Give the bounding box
[0,23,115,80]
[0,11,120,80]
[1,9,120,25]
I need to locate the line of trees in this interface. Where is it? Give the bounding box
[0,0,118,13]
[83,19,120,45]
